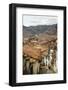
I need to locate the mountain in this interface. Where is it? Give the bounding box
[23,24,57,39]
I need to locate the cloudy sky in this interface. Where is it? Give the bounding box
[23,15,57,26]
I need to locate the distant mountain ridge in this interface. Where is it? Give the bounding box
[23,24,57,38]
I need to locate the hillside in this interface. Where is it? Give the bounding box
[23,24,57,39]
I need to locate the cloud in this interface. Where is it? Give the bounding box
[23,15,57,26]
